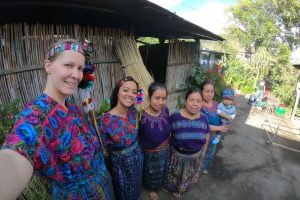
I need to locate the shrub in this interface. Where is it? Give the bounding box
[0,99,21,145]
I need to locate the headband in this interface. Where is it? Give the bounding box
[47,42,84,60]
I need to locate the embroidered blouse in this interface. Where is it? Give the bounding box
[201,100,222,127]
[139,107,171,149]
[98,106,138,151]
[1,93,111,199]
[170,110,210,152]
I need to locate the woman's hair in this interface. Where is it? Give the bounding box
[148,81,168,98]
[199,80,214,92]
[185,88,201,101]
[47,39,83,61]
[110,76,138,109]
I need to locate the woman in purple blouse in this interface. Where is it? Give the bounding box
[139,82,171,200]
[98,76,144,200]
[165,89,210,199]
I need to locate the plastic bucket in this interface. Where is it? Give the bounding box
[275,106,286,116]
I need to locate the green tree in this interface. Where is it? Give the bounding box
[223,0,300,107]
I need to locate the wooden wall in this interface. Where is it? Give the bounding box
[165,41,196,112]
[0,23,126,110]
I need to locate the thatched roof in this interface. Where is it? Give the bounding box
[0,0,224,41]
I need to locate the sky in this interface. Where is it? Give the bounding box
[148,0,236,35]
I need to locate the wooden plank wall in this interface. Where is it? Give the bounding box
[165,40,196,112]
[0,23,126,110]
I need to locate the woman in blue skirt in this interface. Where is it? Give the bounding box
[139,82,171,200]
[98,76,144,200]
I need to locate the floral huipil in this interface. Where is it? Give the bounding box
[98,106,138,151]
[2,94,113,200]
[98,107,144,200]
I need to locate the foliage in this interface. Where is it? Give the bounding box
[138,37,160,45]
[223,0,300,109]
[20,176,52,200]
[0,99,21,145]
[227,0,280,51]
[271,44,299,107]
[176,95,185,109]
[0,100,52,199]
[227,0,300,50]
[97,98,111,116]
[220,38,257,95]
[249,47,271,81]
[185,62,210,91]
[183,62,228,102]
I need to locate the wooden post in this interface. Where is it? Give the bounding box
[194,37,201,64]
[291,80,300,121]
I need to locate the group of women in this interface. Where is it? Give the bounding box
[0,39,228,200]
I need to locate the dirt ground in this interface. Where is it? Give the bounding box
[140,95,300,200]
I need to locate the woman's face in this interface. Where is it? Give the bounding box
[185,92,202,115]
[45,50,85,100]
[117,81,137,108]
[150,88,167,112]
[202,83,215,102]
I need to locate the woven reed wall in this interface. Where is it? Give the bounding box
[0,23,126,110]
[165,40,196,112]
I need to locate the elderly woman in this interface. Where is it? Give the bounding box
[165,89,210,199]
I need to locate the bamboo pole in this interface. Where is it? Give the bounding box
[114,36,153,108]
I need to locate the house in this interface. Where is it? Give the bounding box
[0,0,225,111]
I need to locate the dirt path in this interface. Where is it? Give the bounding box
[141,95,300,200]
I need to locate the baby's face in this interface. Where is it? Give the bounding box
[223,98,233,106]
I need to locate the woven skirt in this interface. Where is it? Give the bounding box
[202,134,217,171]
[142,145,170,191]
[165,147,202,193]
[110,142,144,200]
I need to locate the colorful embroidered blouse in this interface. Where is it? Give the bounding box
[139,107,171,149]
[98,106,138,151]
[201,100,222,127]
[170,110,210,152]
[2,94,112,199]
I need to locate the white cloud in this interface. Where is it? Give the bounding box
[147,0,232,35]
[147,0,182,9]
[176,2,231,34]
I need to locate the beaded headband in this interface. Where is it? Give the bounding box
[47,42,84,60]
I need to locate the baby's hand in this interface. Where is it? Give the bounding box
[220,125,228,133]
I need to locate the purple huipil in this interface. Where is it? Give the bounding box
[139,107,171,191]
[165,110,210,193]
[170,111,210,153]
[139,107,171,149]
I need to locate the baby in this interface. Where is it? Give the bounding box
[218,88,236,125]
[212,88,236,144]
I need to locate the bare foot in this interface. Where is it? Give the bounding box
[173,192,181,199]
[149,191,158,200]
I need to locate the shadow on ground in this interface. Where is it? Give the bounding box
[141,95,300,200]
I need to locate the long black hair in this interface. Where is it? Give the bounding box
[185,88,201,101]
[110,76,138,109]
[199,80,214,92]
[148,81,168,98]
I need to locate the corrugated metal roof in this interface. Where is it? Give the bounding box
[0,0,224,41]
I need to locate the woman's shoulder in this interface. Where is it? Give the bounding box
[212,100,219,106]
[169,109,181,119]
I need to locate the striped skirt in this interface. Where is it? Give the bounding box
[110,142,144,200]
[142,144,170,191]
[165,147,203,193]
